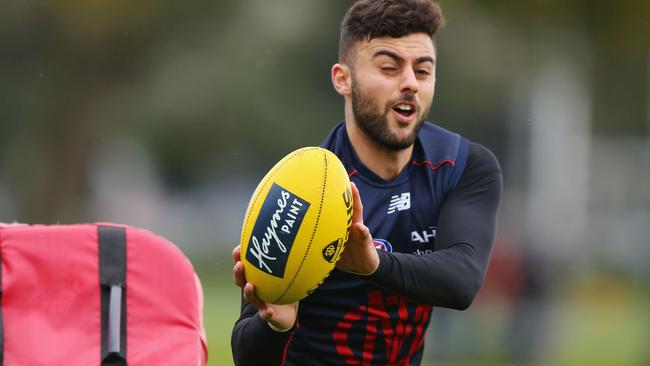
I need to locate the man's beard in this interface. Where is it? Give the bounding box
[351,76,428,151]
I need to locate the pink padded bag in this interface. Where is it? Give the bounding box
[0,223,207,365]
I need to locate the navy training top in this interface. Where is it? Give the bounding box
[232,121,502,365]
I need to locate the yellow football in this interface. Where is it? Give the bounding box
[240,147,353,304]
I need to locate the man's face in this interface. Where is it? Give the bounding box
[349,33,436,151]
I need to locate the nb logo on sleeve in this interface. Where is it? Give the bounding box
[387,192,411,214]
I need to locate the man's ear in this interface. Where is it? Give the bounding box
[331,63,352,96]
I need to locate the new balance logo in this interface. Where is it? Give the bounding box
[387,193,411,214]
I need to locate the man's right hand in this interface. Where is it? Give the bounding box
[232,245,298,331]
[336,182,379,275]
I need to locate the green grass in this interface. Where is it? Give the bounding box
[547,276,650,366]
[196,264,240,366]
[195,263,650,366]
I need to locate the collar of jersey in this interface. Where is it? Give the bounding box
[341,123,416,188]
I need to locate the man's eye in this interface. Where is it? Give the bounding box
[381,66,398,72]
[416,69,431,76]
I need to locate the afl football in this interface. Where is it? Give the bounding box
[240,147,353,304]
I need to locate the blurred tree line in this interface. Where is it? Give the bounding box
[1,0,648,224]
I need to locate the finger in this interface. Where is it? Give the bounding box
[353,222,372,242]
[233,261,246,288]
[243,282,267,311]
[232,245,241,263]
[350,182,364,224]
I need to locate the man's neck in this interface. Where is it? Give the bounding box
[345,120,413,181]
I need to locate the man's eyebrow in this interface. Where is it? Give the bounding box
[372,50,404,63]
[372,50,435,65]
[416,56,435,65]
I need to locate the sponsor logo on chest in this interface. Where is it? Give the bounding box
[372,227,436,256]
[411,227,437,255]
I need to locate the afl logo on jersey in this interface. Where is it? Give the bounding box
[373,239,393,253]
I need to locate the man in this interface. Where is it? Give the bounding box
[232,0,502,364]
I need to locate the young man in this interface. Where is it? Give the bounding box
[232,0,502,364]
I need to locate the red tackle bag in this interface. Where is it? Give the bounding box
[0,223,208,365]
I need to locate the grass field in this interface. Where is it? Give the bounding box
[196,264,650,366]
[196,264,240,366]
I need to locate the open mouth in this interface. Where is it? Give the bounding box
[392,103,415,118]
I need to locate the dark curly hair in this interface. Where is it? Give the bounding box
[339,0,445,63]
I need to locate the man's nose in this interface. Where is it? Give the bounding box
[399,68,418,94]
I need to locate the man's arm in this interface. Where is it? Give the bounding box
[366,142,502,309]
[231,300,295,365]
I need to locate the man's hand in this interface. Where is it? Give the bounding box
[232,245,298,331]
[336,182,380,275]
